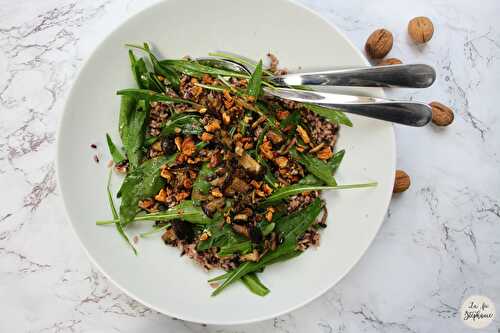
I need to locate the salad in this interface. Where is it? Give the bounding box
[97,43,375,296]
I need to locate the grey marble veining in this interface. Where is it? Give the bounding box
[0,0,499,332]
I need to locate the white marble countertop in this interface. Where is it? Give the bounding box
[1,0,499,332]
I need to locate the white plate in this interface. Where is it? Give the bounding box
[57,0,395,325]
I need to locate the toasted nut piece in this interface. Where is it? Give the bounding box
[296,145,305,152]
[378,58,402,66]
[222,111,231,125]
[255,189,266,197]
[393,169,411,193]
[235,144,245,157]
[265,207,275,222]
[181,137,196,156]
[198,107,207,114]
[259,140,274,160]
[296,125,311,144]
[430,101,454,126]
[317,146,333,160]
[238,153,262,174]
[408,16,434,44]
[365,28,393,59]
[183,178,193,189]
[199,232,209,241]
[201,132,214,142]
[160,167,173,180]
[267,131,283,144]
[241,249,259,262]
[175,192,190,201]
[243,115,253,124]
[234,214,248,221]
[250,180,262,189]
[192,85,203,98]
[252,115,267,128]
[162,228,176,243]
[174,136,183,151]
[204,119,221,132]
[276,110,289,120]
[139,199,155,209]
[275,156,289,168]
[243,142,254,150]
[211,187,223,198]
[262,183,273,195]
[245,95,256,103]
[155,188,168,203]
[202,74,213,84]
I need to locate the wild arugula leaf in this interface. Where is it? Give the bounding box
[241,273,269,296]
[117,88,198,106]
[160,59,249,79]
[247,60,263,98]
[191,163,216,200]
[106,133,125,164]
[106,170,137,254]
[162,113,203,136]
[118,155,168,225]
[262,182,377,204]
[304,103,352,127]
[129,50,149,89]
[290,150,337,186]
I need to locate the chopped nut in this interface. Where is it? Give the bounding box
[259,140,274,160]
[192,85,203,98]
[174,136,183,151]
[181,137,196,156]
[175,192,190,202]
[241,249,260,262]
[211,187,223,198]
[243,115,253,123]
[267,131,283,144]
[393,169,411,193]
[232,224,250,238]
[255,189,266,197]
[309,142,325,153]
[235,144,245,157]
[265,207,275,222]
[296,125,310,144]
[155,188,168,203]
[275,156,288,168]
[234,214,248,221]
[243,142,254,150]
[317,146,333,160]
[162,228,176,243]
[201,132,214,142]
[152,140,162,152]
[276,110,289,120]
[250,180,262,189]
[252,115,267,128]
[238,153,262,174]
[198,107,207,114]
[262,183,273,195]
[221,112,230,125]
[202,74,213,84]
[296,145,305,152]
[204,119,221,132]
[183,178,193,189]
[199,232,210,241]
[139,199,154,209]
[160,167,173,180]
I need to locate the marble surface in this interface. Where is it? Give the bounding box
[1,0,499,332]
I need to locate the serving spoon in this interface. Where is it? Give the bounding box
[196,57,433,127]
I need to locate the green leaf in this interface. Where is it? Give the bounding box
[119,95,137,145]
[197,223,250,254]
[328,149,345,172]
[247,60,263,98]
[262,182,377,204]
[304,103,352,127]
[260,222,275,236]
[241,273,270,296]
[275,197,322,244]
[162,113,203,137]
[125,100,148,169]
[118,155,169,225]
[117,88,199,106]
[191,163,216,200]
[106,169,137,255]
[106,134,125,164]
[129,50,149,89]
[159,59,250,79]
[291,150,337,186]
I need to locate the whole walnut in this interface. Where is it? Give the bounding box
[393,170,411,193]
[378,58,402,66]
[429,101,454,126]
[408,16,434,44]
[365,28,393,59]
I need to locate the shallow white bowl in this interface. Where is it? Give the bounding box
[57,0,395,325]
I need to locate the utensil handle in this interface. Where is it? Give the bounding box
[318,101,432,126]
[272,64,436,88]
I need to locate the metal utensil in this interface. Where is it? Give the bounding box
[265,87,432,127]
[196,57,433,126]
[196,58,436,88]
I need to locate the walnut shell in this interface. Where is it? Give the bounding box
[365,28,393,59]
[378,58,402,66]
[430,101,454,126]
[393,170,411,193]
[408,16,434,44]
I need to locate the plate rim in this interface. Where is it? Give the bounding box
[55,0,396,325]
